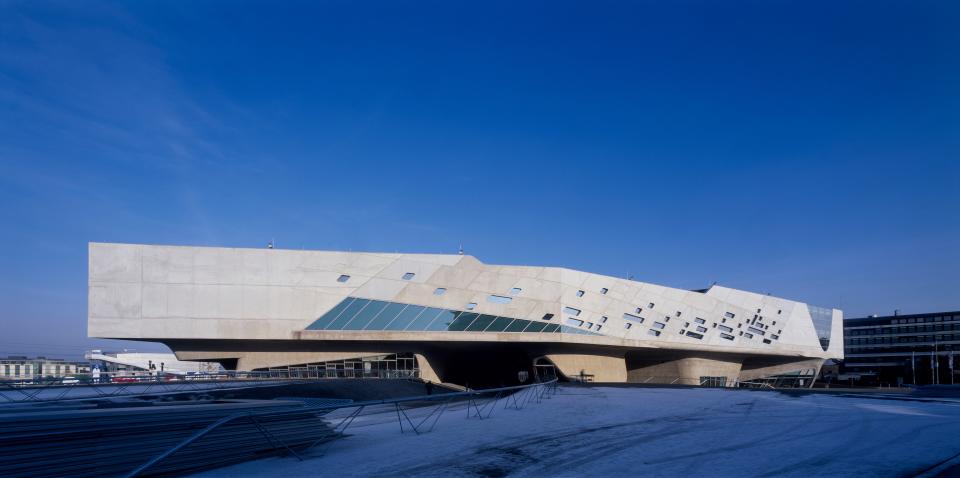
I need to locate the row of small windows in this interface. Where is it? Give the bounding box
[847,324,960,335]
[307,297,597,335]
[847,335,959,346]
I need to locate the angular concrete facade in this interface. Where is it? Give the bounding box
[88,243,843,387]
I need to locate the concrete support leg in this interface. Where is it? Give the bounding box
[543,353,627,382]
[627,356,743,386]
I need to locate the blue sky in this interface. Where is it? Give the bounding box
[1,1,957,358]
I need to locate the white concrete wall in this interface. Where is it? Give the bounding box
[89,243,842,360]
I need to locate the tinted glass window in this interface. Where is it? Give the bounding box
[327,298,371,330]
[342,300,388,330]
[385,305,425,330]
[505,319,530,332]
[424,310,461,331]
[543,323,560,333]
[448,312,479,331]
[486,317,515,332]
[363,302,407,330]
[306,298,355,330]
[523,321,547,333]
[405,307,445,331]
[466,314,497,331]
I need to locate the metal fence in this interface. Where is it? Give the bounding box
[126,378,559,477]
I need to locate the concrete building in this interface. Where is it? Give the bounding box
[84,350,222,377]
[0,356,90,381]
[88,243,843,387]
[839,310,960,386]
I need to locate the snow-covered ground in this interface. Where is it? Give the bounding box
[194,386,960,477]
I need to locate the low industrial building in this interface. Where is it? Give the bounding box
[88,243,843,387]
[838,310,960,386]
[0,356,90,381]
[84,350,222,377]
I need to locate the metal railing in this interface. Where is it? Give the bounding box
[0,371,323,404]
[126,378,559,477]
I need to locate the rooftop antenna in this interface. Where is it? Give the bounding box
[267,239,274,249]
[894,309,900,316]
[458,243,464,255]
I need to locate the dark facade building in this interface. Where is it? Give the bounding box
[841,311,960,386]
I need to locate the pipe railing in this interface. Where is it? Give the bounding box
[0,369,422,404]
[126,378,559,477]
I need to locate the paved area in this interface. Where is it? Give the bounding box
[195,385,960,477]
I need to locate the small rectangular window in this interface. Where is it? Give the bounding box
[595,324,603,331]
[466,302,477,310]
[402,272,416,280]
[696,326,707,333]
[576,290,585,297]
[566,318,584,327]
[586,322,594,328]
[648,302,655,309]
[694,318,705,324]
[676,311,682,317]
[653,322,666,330]
[743,332,753,339]
[648,329,661,337]
[509,287,522,295]
[721,333,735,340]
[624,322,633,329]
[724,312,736,319]
[718,325,733,333]
[487,295,512,304]
[564,306,582,316]
[337,274,351,283]
[763,339,772,344]
[623,313,644,323]
[747,326,765,336]
[600,288,609,295]
[770,334,779,340]
[685,331,704,339]
[542,313,555,321]
[434,288,447,295]
[600,316,608,323]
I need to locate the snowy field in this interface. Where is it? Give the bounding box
[194,386,960,477]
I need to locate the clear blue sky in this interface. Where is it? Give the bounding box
[1,1,957,359]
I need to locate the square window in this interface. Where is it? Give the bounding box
[337,274,351,283]
[600,316,608,323]
[694,318,706,324]
[653,322,666,330]
[648,329,661,337]
[600,287,609,295]
[648,303,655,309]
[724,312,736,319]
[576,290,585,297]
[564,307,582,317]
[595,324,603,331]
[466,302,477,310]
[624,323,633,329]
[402,272,416,280]
[509,287,522,295]
[676,311,682,317]
[696,326,707,333]
[434,288,447,295]
[542,313,555,321]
